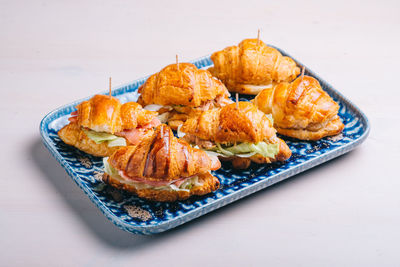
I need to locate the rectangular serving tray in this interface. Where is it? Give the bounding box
[40,47,370,234]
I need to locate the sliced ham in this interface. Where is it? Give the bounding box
[115,128,147,146]
[69,108,160,146]
[68,111,78,122]
[173,179,187,187]
[118,170,191,187]
[182,134,216,150]
[209,155,221,170]
[215,95,234,107]
[115,117,161,145]
[145,117,161,128]
[68,116,78,122]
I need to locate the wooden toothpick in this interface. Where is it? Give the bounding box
[300,66,305,82]
[176,54,179,72]
[257,29,260,46]
[235,93,239,110]
[160,125,164,138]
[109,77,112,98]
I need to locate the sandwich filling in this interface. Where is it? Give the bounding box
[69,111,160,147]
[144,95,233,123]
[210,142,279,158]
[83,129,126,147]
[103,158,204,192]
[180,130,279,159]
[178,114,279,159]
[238,84,273,94]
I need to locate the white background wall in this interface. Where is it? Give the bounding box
[1,0,399,266]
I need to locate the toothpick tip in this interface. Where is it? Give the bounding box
[301,66,306,78]
[109,77,112,97]
[176,54,179,71]
[235,93,239,109]
[300,66,306,84]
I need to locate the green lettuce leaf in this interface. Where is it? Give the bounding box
[108,137,127,147]
[83,129,126,147]
[216,143,234,156]
[103,157,120,177]
[212,141,279,158]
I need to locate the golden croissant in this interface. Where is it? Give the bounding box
[253,75,344,140]
[138,62,233,130]
[208,39,300,95]
[180,102,292,169]
[58,94,160,157]
[102,125,221,202]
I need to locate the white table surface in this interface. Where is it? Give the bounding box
[1,0,399,266]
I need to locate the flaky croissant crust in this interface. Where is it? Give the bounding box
[102,172,220,202]
[180,102,292,167]
[58,122,124,157]
[209,39,300,94]
[76,95,157,133]
[253,75,344,140]
[181,102,277,144]
[137,63,231,107]
[109,125,220,182]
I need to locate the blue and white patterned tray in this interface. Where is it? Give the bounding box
[40,49,370,234]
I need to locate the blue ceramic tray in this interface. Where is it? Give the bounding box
[40,49,370,235]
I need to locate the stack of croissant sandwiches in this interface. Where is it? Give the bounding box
[58,38,344,202]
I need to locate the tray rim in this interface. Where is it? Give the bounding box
[39,50,370,234]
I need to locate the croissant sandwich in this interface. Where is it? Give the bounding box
[138,62,233,130]
[208,39,300,95]
[253,75,345,140]
[180,102,291,169]
[102,125,221,202]
[58,94,160,157]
